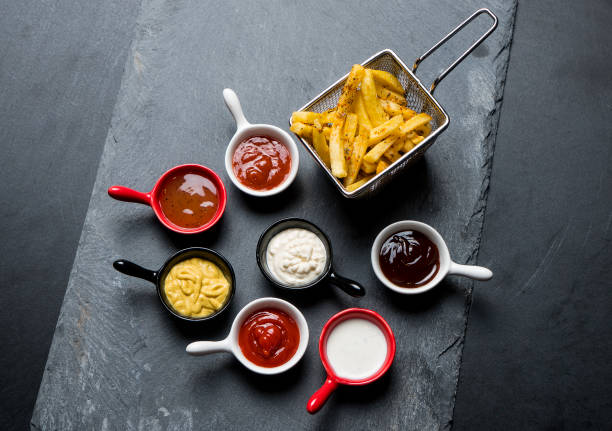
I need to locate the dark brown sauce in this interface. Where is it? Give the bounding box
[158,171,219,229]
[379,230,439,288]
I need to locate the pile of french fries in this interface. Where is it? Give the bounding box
[291,65,432,192]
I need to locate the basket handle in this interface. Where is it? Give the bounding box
[412,8,498,94]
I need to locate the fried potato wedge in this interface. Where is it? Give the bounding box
[371,69,405,94]
[346,175,374,192]
[353,91,372,129]
[291,111,320,125]
[376,159,389,174]
[361,69,389,127]
[290,122,313,139]
[329,116,347,178]
[363,134,399,164]
[368,114,403,146]
[312,127,330,167]
[344,124,370,187]
[376,86,407,106]
[337,64,365,116]
[399,113,432,136]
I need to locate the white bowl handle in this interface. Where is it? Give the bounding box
[448,262,493,281]
[186,338,232,356]
[223,88,250,130]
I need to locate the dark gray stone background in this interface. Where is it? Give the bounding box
[29,0,516,429]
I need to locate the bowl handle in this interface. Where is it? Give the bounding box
[113,260,157,284]
[448,261,493,281]
[307,375,338,414]
[108,186,151,206]
[186,339,232,356]
[328,271,366,297]
[223,88,250,130]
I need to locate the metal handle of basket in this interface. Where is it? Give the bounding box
[412,8,498,94]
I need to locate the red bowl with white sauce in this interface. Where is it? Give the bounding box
[307,308,396,414]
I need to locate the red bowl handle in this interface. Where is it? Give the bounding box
[307,375,338,414]
[108,186,152,206]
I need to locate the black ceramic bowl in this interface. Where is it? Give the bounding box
[256,218,365,297]
[113,247,235,322]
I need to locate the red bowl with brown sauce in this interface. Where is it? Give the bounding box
[108,164,227,234]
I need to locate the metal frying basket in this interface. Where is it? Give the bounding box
[290,8,498,198]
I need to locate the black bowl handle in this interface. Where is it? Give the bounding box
[113,260,158,284]
[328,271,366,297]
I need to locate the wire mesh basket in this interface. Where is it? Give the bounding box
[290,8,498,198]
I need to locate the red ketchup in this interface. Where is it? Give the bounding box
[238,309,300,367]
[232,136,291,190]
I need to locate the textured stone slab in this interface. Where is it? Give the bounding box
[32,1,516,429]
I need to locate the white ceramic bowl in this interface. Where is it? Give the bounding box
[371,220,493,295]
[223,88,299,197]
[185,297,309,375]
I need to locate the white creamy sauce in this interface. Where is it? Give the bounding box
[266,228,327,286]
[326,318,388,380]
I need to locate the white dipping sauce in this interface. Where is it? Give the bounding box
[326,318,388,380]
[266,228,327,286]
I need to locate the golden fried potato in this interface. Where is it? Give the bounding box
[291,111,320,125]
[364,134,399,164]
[361,159,376,174]
[290,122,313,139]
[353,91,372,129]
[399,113,432,136]
[370,69,404,94]
[337,64,365,116]
[343,113,358,160]
[376,159,389,174]
[361,70,389,127]
[329,117,346,178]
[384,139,405,162]
[376,86,407,106]
[345,123,370,187]
[346,175,374,192]
[312,127,330,167]
[368,114,403,146]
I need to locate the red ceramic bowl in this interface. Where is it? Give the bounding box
[307,308,396,414]
[108,164,227,234]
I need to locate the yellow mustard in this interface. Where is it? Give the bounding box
[163,257,231,318]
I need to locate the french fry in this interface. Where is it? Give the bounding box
[384,139,405,162]
[343,113,358,159]
[312,127,330,167]
[323,127,331,140]
[329,116,347,178]
[363,134,399,164]
[402,137,415,152]
[344,124,370,186]
[353,91,372,129]
[346,175,374,192]
[399,113,432,136]
[376,160,389,174]
[370,70,405,94]
[291,111,320,125]
[368,114,403,146]
[361,69,388,127]
[380,99,403,117]
[376,86,407,106]
[290,122,313,139]
[337,64,365,116]
[321,110,336,125]
[402,107,416,120]
[361,159,376,174]
[415,123,432,137]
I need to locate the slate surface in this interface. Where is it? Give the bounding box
[0,0,141,428]
[455,0,612,429]
[31,1,516,429]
